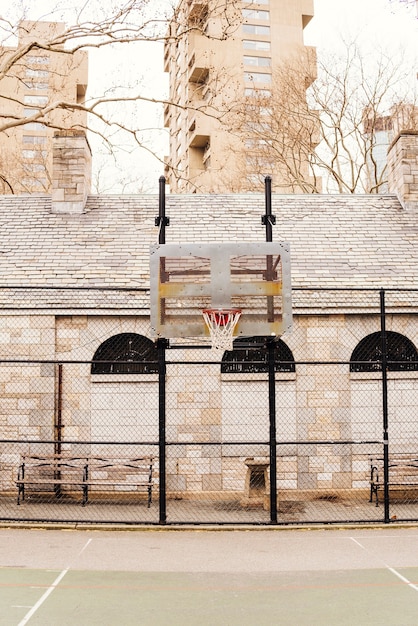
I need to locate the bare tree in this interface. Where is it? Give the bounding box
[225,41,417,194]
[0,0,242,193]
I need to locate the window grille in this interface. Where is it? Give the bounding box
[221,336,295,374]
[91,333,158,374]
[350,331,418,372]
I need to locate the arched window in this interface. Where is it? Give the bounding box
[221,336,295,374]
[91,333,158,374]
[350,331,418,373]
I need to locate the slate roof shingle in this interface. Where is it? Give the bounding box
[0,193,416,312]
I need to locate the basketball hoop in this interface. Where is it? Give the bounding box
[202,308,242,351]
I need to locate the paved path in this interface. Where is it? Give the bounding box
[1,525,418,625]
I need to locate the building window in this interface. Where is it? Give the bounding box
[242,24,270,36]
[23,135,46,144]
[28,82,49,91]
[24,95,48,106]
[23,163,46,173]
[242,9,270,20]
[26,68,49,78]
[221,336,295,374]
[350,331,418,372]
[21,178,47,188]
[244,56,271,67]
[23,122,46,131]
[91,333,158,374]
[244,72,272,84]
[26,55,50,65]
[245,88,271,97]
[22,149,47,159]
[25,82,49,90]
[243,40,271,51]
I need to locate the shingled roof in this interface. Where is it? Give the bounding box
[0,191,416,313]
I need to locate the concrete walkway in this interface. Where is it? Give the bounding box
[1,526,418,624]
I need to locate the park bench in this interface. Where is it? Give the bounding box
[16,455,86,505]
[16,454,154,507]
[82,456,154,507]
[370,455,418,506]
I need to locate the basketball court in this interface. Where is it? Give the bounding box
[1,525,418,625]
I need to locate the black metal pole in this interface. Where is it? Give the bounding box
[268,337,278,522]
[380,289,390,523]
[54,363,63,499]
[263,175,274,242]
[157,338,167,524]
[54,363,63,457]
[156,176,168,524]
[262,176,278,523]
[157,176,169,244]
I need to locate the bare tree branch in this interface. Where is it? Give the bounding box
[224,40,417,194]
[0,0,243,193]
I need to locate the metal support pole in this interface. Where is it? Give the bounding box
[156,176,169,524]
[380,289,390,523]
[262,176,276,241]
[268,338,278,522]
[54,363,63,498]
[156,176,170,244]
[262,177,278,522]
[158,338,167,524]
[54,363,63,457]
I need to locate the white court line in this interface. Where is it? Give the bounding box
[17,538,92,626]
[17,568,69,626]
[350,536,418,593]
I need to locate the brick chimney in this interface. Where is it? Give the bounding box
[51,130,91,214]
[387,130,418,210]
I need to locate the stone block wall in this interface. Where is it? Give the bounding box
[387,130,418,210]
[51,130,92,214]
[1,311,418,497]
[0,315,56,489]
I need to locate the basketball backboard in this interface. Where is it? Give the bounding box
[149,242,292,341]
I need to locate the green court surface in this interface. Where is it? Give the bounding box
[1,526,418,625]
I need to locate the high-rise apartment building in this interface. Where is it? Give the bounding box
[363,103,418,194]
[164,0,316,193]
[0,21,88,194]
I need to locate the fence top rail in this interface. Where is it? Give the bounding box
[1,285,418,293]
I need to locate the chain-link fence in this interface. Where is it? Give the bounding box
[0,287,417,525]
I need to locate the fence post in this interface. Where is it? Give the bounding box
[54,363,63,499]
[380,289,390,523]
[268,338,278,523]
[54,363,63,457]
[157,175,169,524]
[158,339,167,524]
[263,177,278,523]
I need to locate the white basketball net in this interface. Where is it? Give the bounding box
[202,309,242,352]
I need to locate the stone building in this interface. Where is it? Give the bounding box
[0,129,417,501]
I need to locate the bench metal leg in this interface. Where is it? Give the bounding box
[82,484,88,506]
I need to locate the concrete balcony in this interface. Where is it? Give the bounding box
[304,46,317,87]
[188,111,211,148]
[164,44,170,73]
[301,0,314,28]
[188,0,209,27]
[163,103,170,128]
[188,32,211,84]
